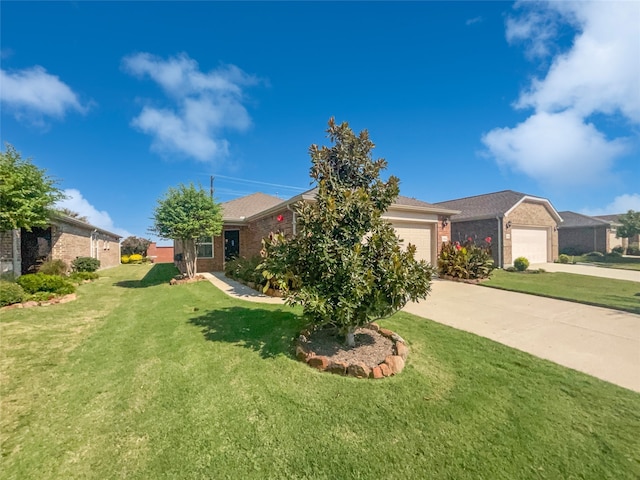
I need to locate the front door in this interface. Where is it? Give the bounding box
[224,230,240,261]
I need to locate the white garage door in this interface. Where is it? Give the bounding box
[511,228,548,264]
[392,222,433,264]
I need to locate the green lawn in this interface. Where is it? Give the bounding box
[1,264,639,479]
[571,255,640,271]
[483,270,640,314]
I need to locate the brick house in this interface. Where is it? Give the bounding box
[558,211,624,254]
[147,242,175,263]
[434,190,562,267]
[175,190,459,273]
[0,214,121,276]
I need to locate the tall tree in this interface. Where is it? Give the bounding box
[150,183,222,278]
[121,236,152,256]
[0,144,65,231]
[616,210,640,240]
[261,118,433,347]
[58,208,89,223]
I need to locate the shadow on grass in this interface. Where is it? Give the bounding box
[188,306,306,359]
[114,263,179,288]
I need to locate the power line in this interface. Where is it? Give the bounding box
[212,174,307,192]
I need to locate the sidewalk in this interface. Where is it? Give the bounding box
[532,262,640,282]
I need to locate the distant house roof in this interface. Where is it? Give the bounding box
[221,192,283,221]
[52,213,122,239]
[434,189,562,223]
[557,211,612,229]
[593,214,623,224]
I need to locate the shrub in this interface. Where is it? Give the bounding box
[0,271,18,282]
[611,246,624,254]
[121,255,130,264]
[72,256,100,272]
[560,246,582,256]
[627,243,640,256]
[513,257,529,272]
[225,256,265,286]
[17,273,75,295]
[0,280,25,306]
[128,254,143,264]
[437,238,495,280]
[558,254,570,264]
[68,271,99,283]
[585,251,604,258]
[38,259,68,276]
[607,250,623,258]
[505,266,517,272]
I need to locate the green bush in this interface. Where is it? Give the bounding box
[68,271,99,283]
[29,291,56,303]
[611,246,624,254]
[560,246,582,256]
[607,250,623,258]
[513,257,529,272]
[627,243,640,256]
[128,254,143,264]
[437,239,495,280]
[17,273,76,295]
[38,259,68,276]
[225,256,265,286]
[0,271,18,282]
[558,254,570,264]
[585,251,604,258]
[72,256,100,272]
[0,280,25,306]
[505,266,517,272]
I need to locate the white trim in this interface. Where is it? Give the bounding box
[196,236,214,258]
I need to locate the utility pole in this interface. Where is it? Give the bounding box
[210,175,214,199]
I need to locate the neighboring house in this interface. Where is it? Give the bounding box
[147,242,175,263]
[175,190,459,273]
[434,190,562,267]
[557,211,623,254]
[593,214,639,250]
[0,214,121,277]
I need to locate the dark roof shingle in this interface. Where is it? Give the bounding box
[433,190,529,221]
[557,211,611,228]
[222,192,283,219]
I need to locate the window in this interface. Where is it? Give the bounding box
[196,236,213,258]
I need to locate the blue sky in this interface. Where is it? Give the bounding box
[2,1,639,244]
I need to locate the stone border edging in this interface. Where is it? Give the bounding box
[295,323,409,379]
[1,293,77,310]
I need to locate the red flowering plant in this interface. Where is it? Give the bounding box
[437,236,495,280]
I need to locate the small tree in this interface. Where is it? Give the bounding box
[261,118,433,347]
[150,183,222,278]
[0,144,65,231]
[617,210,640,240]
[121,236,152,256]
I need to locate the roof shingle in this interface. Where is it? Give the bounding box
[222,192,284,220]
[433,190,529,221]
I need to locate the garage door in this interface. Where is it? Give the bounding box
[511,228,548,264]
[392,222,433,264]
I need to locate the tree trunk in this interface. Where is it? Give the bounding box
[182,238,197,278]
[345,326,356,348]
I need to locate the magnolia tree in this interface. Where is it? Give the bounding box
[150,184,222,278]
[261,119,433,347]
[1,144,65,231]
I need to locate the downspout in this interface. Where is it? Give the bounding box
[286,204,297,235]
[496,216,503,268]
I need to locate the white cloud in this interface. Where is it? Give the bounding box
[581,193,640,216]
[0,66,89,124]
[482,111,628,186]
[56,189,132,238]
[466,16,483,26]
[484,1,640,187]
[122,52,259,162]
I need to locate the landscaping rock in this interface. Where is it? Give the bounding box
[379,328,394,338]
[370,366,383,379]
[379,363,392,377]
[22,301,39,308]
[367,323,380,332]
[307,356,330,371]
[347,362,371,378]
[296,346,311,362]
[395,342,409,360]
[391,333,405,344]
[384,355,405,375]
[327,361,348,375]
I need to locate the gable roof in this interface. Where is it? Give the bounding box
[221,192,283,220]
[558,211,612,228]
[434,189,562,223]
[52,213,122,239]
[593,214,623,224]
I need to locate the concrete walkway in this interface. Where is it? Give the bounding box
[203,273,640,392]
[532,262,640,282]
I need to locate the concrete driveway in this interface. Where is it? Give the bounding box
[532,262,640,282]
[403,280,640,392]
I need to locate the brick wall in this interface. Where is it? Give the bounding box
[147,242,175,263]
[51,219,121,270]
[436,216,452,257]
[559,226,608,254]
[0,230,19,275]
[451,218,501,265]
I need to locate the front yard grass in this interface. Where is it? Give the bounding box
[1,264,639,479]
[571,255,640,271]
[483,270,640,314]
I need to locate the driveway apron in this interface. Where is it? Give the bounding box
[403,280,640,393]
